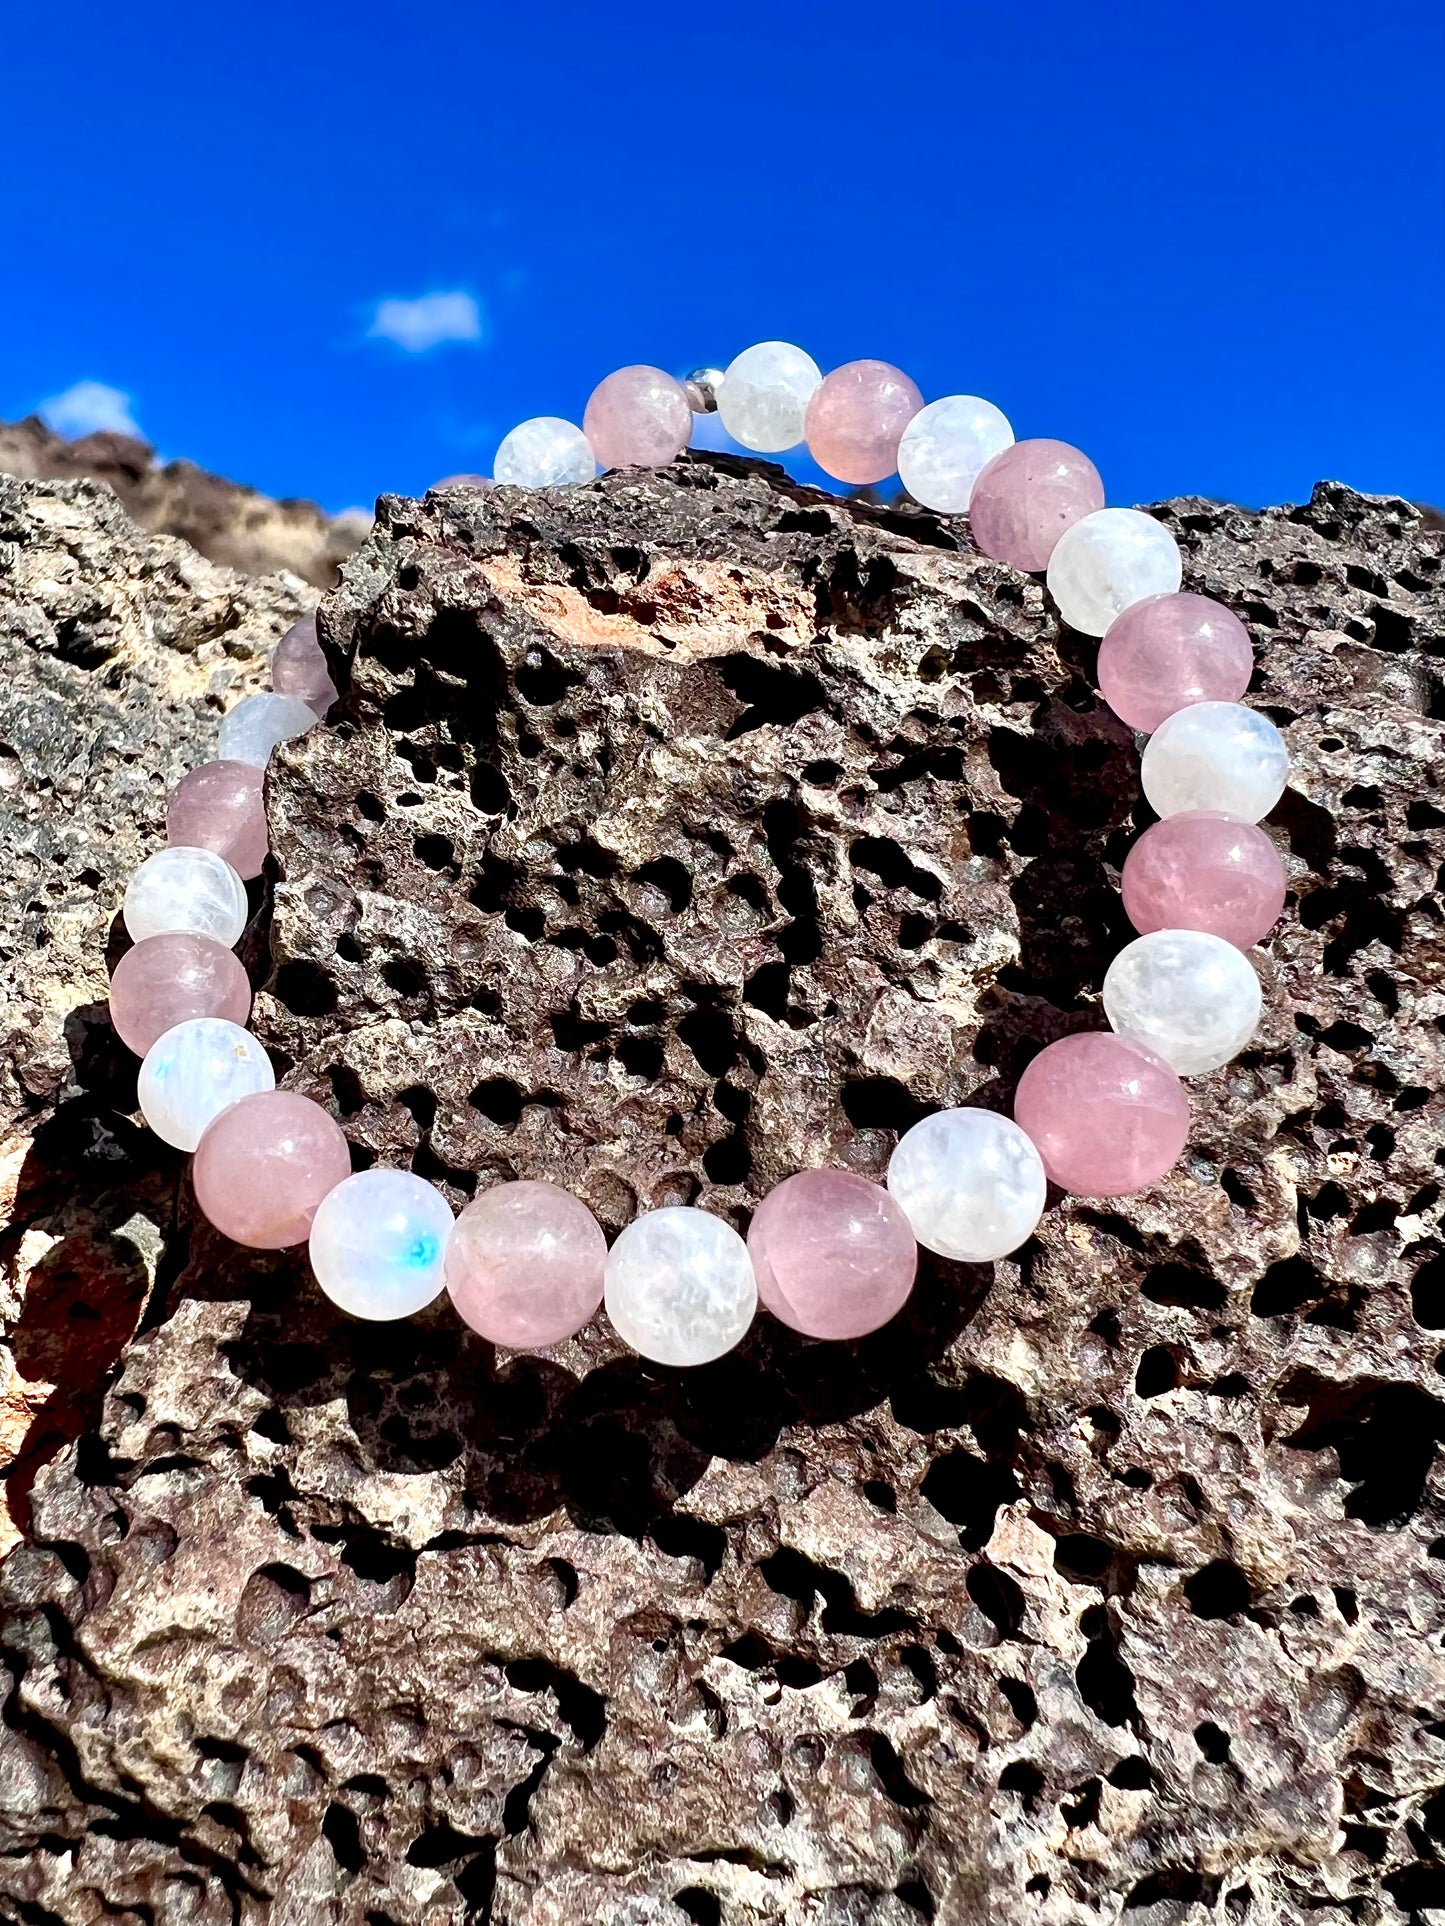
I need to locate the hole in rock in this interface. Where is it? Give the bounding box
[1135,1345,1179,1398]
[720,654,826,738]
[322,1803,366,1874]
[273,960,338,1018]
[1184,1560,1251,1619]
[633,857,693,913]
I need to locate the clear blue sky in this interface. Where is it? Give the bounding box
[5,0,1442,515]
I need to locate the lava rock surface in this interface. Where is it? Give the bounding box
[1,460,1444,1924]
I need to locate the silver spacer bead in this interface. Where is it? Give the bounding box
[683,366,725,414]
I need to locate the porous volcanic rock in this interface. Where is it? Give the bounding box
[0,415,370,587]
[2,460,1445,1925]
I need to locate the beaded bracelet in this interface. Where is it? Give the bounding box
[106,340,1290,1367]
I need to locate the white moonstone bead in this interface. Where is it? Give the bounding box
[123,845,248,947]
[308,1169,454,1320]
[1140,700,1289,822]
[604,1206,757,1366]
[493,417,596,489]
[218,692,319,767]
[887,1109,1047,1263]
[137,1016,274,1151]
[716,341,822,453]
[1103,929,1262,1076]
[897,396,1014,514]
[1046,508,1183,636]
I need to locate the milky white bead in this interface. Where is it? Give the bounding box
[1046,508,1183,636]
[897,395,1014,514]
[1103,929,1262,1076]
[716,341,822,453]
[138,1016,274,1151]
[494,417,596,489]
[1140,701,1288,822]
[309,1169,454,1320]
[218,692,319,767]
[887,1109,1047,1263]
[123,845,248,947]
[604,1206,757,1366]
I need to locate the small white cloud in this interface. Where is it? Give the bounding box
[366,291,486,353]
[39,379,142,440]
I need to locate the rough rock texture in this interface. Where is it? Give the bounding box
[2,460,1445,1924]
[0,476,314,1549]
[0,416,370,587]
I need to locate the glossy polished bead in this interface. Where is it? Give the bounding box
[123,845,248,947]
[109,933,251,1056]
[493,417,596,489]
[308,1169,454,1320]
[887,1109,1047,1263]
[584,365,693,469]
[1103,930,1262,1076]
[896,395,1014,514]
[716,341,822,453]
[446,1180,607,1348]
[968,438,1104,570]
[137,1017,274,1151]
[1046,509,1183,636]
[271,615,338,717]
[1122,813,1286,949]
[604,1206,757,1366]
[218,692,319,767]
[166,760,268,880]
[193,1090,351,1248]
[1141,701,1288,822]
[684,367,724,413]
[1098,593,1253,732]
[1013,1034,1189,1196]
[747,1168,917,1339]
[804,360,923,486]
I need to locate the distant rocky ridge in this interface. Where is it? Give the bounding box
[0,415,370,587]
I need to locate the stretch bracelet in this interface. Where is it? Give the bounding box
[105,340,1290,1367]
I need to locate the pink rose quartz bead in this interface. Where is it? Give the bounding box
[271,615,338,717]
[1121,811,1286,950]
[446,1180,607,1348]
[583,366,693,471]
[1096,592,1253,733]
[109,932,252,1056]
[1013,1033,1190,1198]
[968,439,1105,571]
[165,760,268,881]
[747,1168,917,1340]
[193,1090,352,1249]
[804,360,924,486]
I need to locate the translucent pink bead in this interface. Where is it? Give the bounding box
[747,1168,917,1340]
[968,439,1105,571]
[165,760,268,881]
[804,360,924,486]
[1097,593,1253,732]
[583,367,693,470]
[109,932,252,1056]
[193,1090,352,1249]
[446,1180,606,1348]
[1121,811,1286,950]
[271,615,338,717]
[1013,1033,1189,1197]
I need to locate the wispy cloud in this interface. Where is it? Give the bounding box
[366,291,486,353]
[39,379,142,440]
